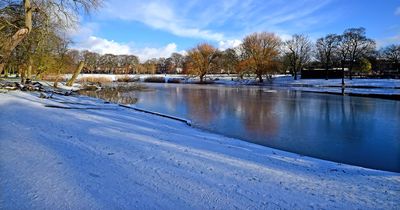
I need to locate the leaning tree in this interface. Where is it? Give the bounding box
[0,0,101,81]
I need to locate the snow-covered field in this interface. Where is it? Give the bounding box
[0,91,399,209]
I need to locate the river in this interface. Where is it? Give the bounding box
[79,83,400,172]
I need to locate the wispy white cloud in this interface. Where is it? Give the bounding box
[100,0,333,43]
[74,36,184,61]
[101,1,225,41]
[75,36,131,55]
[218,39,242,50]
[131,43,186,62]
[71,0,336,59]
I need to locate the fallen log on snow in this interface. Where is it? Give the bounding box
[0,80,76,97]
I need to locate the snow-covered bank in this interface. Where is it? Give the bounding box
[1,91,399,209]
[64,74,400,97]
[214,76,400,96]
[270,77,400,98]
[272,76,400,88]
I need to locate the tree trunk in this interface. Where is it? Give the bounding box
[67,61,84,86]
[257,74,263,83]
[36,72,43,80]
[0,0,32,74]
[4,67,9,78]
[20,68,26,84]
[53,68,61,88]
[294,69,297,80]
[54,73,61,88]
[349,62,353,80]
[27,65,32,80]
[0,29,30,74]
[0,64,5,76]
[325,64,329,80]
[299,67,303,79]
[199,74,204,83]
[341,61,345,88]
[27,57,33,80]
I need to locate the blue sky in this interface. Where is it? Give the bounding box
[71,0,400,61]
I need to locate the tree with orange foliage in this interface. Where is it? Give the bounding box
[236,58,254,79]
[186,43,219,83]
[241,32,282,82]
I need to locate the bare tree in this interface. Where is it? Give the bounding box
[169,52,184,73]
[99,53,118,74]
[284,34,312,80]
[143,58,157,74]
[164,57,174,74]
[381,44,400,72]
[156,57,166,73]
[340,28,375,80]
[218,48,240,75]
[336,35,350,86]
[82,50,99,73]
[316,34,340,80]
[241,32,281,82]
[124,55,139,74]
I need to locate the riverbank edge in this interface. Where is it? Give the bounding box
[65,74,400,100]
[2,75,400,100]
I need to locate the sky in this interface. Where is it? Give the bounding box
[70,0,400,61]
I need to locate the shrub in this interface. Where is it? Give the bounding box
[77,76,113,84]
[193,80,214,84]
[166,78,182,83]
[116,75,140,82]
[110,83,148,91]
[144,76,165,83]
[42,74,66,82]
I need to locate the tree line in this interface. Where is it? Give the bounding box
[1,1,399,84]
[184,29,399,83]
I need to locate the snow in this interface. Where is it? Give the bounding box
[270,77,400,96]
[55,83,82,92]
[272,76,400,88]
[1,91,399,209]
[211,76,400,95]
[63,74,400,96]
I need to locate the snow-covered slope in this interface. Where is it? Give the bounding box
[0,91,399,209]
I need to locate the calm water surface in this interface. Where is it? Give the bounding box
[81,83,400,172]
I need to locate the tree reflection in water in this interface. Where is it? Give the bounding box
[181,87,279,139]
[78,83,150,105]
